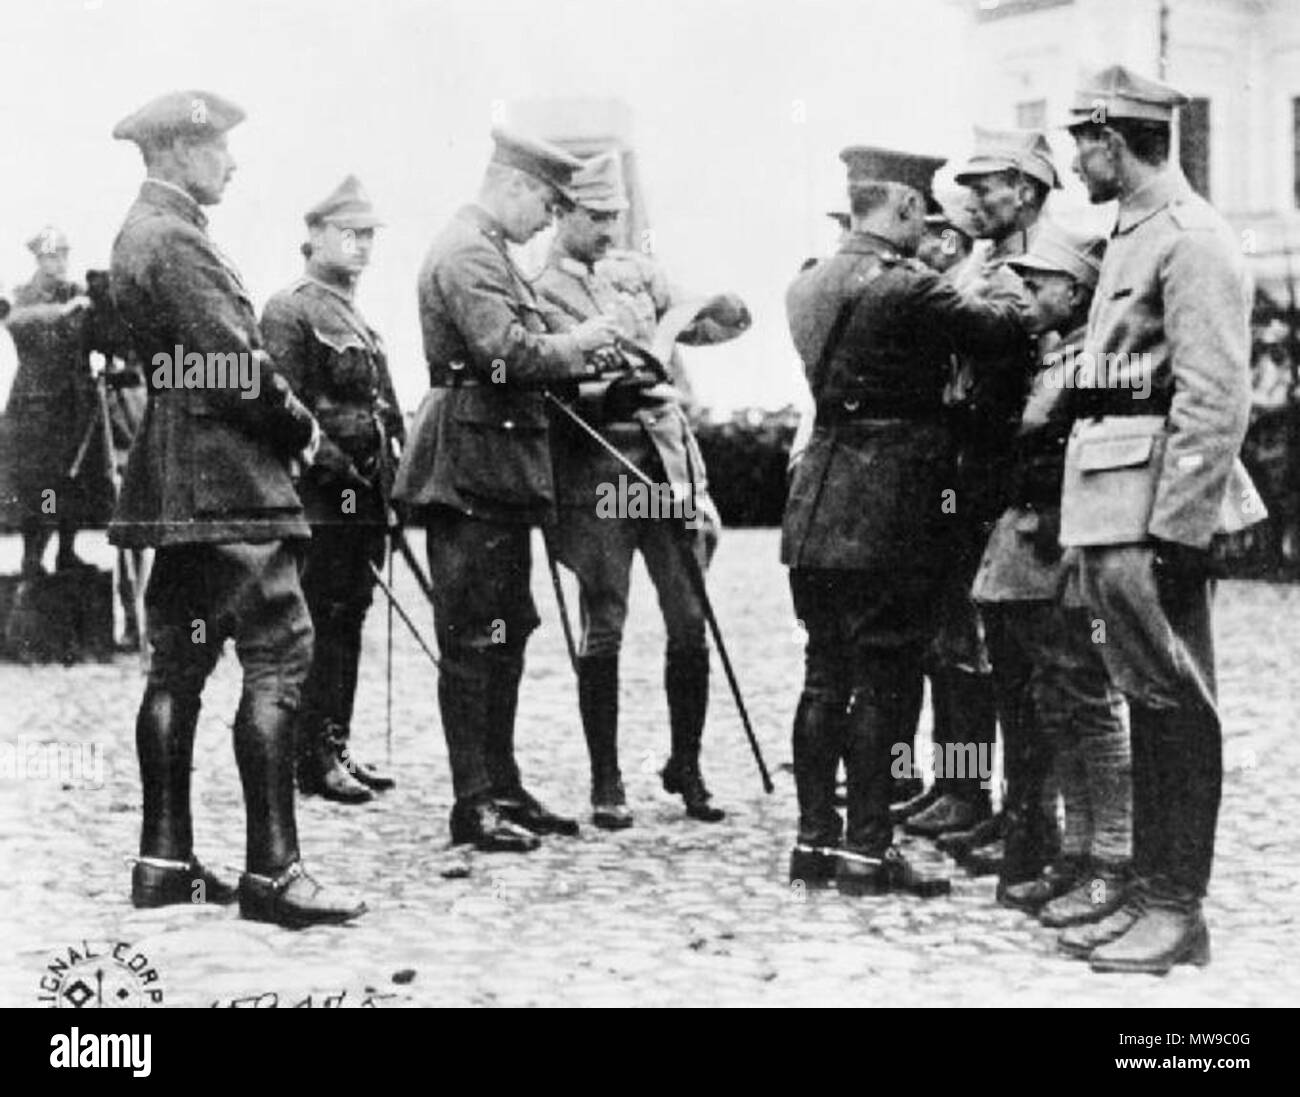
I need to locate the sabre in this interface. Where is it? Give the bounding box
[544,390,773,793]
[368,560,441,671]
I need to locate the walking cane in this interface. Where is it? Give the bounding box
[385,538,395,766]
[369,560,441,671]
[542,531,580,676]
[544,391,773,794]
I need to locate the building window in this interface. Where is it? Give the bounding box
[1180,96,1211,201]
[1015,99,1047,131]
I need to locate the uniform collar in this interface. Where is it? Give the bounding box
[140,177,208,230]
[304,260,357,301]
[839,230,902,259]
[1114,166,1192,235]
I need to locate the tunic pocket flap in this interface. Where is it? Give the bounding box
[1077,435,1154,473]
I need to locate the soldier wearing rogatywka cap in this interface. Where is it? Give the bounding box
[261,176,402,806]
[780,145,1027,899]
[2,224,101,578]
[969,224,1132,927]
[392,128,621,852]
[534,150,750,830]
[1055,64,1265,974]
[899,126,1050,857]
[107,90,365,928]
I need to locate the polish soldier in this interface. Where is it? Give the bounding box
[534,152,750,829]
[969,225,1132,915]
[1058,65,1263,973]
[782,146,1026,897]
[109,90,364,927]
[904,128,1054,856]
[2,227,97,577]
[262,176,401,804]
[393,129,620,851]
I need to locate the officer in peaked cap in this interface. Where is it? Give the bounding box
[262,176,401,807]
[899,125,1054,859]
[535,149,750,832]
[392,128,620,851]
[1055,64,1264,974]
[781,145,1027,899]
[108,90,365,927]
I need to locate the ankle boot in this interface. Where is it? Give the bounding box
[998,854,1087,912]
[296,716,372,804]
[239,859,367,929]
[1088,888,1210,974]
[661,648,724,822]
[578,654,631,830]
[1039,861,1131,927]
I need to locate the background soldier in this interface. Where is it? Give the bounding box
[1058,66,1263,973]
[905,128,1055,863]
[782,147,1025,897]
[393,129,620,852]
[969,225,1132,917]
[534,152,750,828]
[109,90,363,927]
[2,227,98,577]
[262,176,401,805]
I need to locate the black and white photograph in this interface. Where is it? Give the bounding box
[0,0,1295,1044]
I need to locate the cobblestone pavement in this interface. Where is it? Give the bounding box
[3,529,1299,1007]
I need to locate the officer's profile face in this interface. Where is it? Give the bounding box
[1018,270,1079,334]
[963,172,1023,239]
[176,134,236,205]
[1070,127,1121,204]
[560,206,620,264]
[314,223,375,273]
[504,172,561,243]
[36,250,69,280]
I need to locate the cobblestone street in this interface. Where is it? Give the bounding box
[3,528,1299,1007]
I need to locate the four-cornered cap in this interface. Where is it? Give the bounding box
[113,90,246,147]
[490,126,584,195]
[954,126,1061,189]
[568,152,630,213]
[305,175,384,229]
[924,188,981,240]
[1006,223,1106,289]
[841,146,946,213]
[1066,64,1189,127]
[26,225,69,255]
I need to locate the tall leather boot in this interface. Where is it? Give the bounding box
[661,648,724,822]
[578,654,630,829]
[488,648,579,837]
[995,678,1056,894]
[905,668,994,837]
[440,654,539,853]
[789,694,845,885]
[131,685,237,907]
[233,690,366,927]
[838,669,950,898]
[1090,702,1220,974]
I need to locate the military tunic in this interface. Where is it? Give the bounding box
[262,265,404,739]
[1064,167,1257,899]
[782,230,1024,855]
[107,178,317,704]
[534,247,737,658]
[392,204,598,802]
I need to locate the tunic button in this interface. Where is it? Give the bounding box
[502,419,515,430]
[844,398,860,413]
